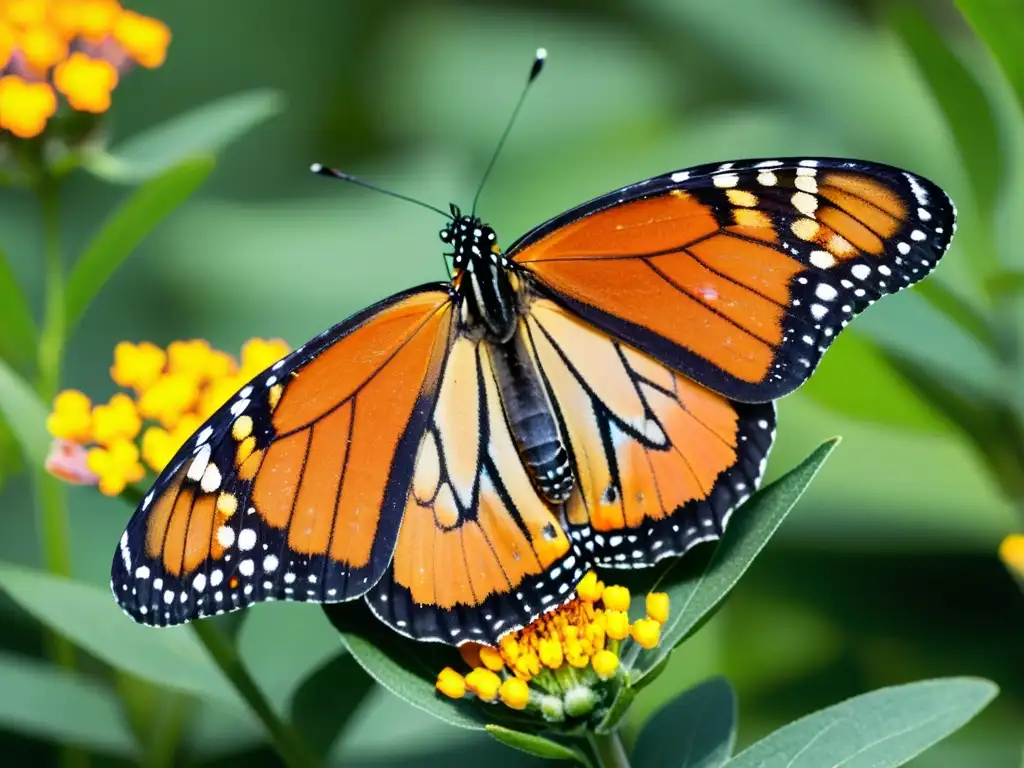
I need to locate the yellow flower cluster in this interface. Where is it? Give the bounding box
[46,337,289,496]
[0,0,170,138]
[436,572,670,722]
[1000,534,1024,579]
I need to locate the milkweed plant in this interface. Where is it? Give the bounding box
[0,2,1017,767]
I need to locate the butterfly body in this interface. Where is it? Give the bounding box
[113,156,955,645]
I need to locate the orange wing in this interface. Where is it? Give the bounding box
[367,331,582,645]
[112,286,455,626]
[522,297,776,567]
[510,158,955,402]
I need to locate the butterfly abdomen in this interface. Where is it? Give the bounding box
[490,335,574,504]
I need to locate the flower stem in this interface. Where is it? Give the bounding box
[189,620,321,768]
[587,730,631,768]
[34,176,75,667]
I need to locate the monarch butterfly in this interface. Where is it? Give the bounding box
[112,51,955,645]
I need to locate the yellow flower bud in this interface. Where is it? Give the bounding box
[499,677,530,711]
[113,10,171,68]
[478,645,505,672]
[0,75,56,138]
[87,439,145,496]
[538,637,563,670]
[646,591,670,624]
[605,610,630,640]
[631,618,661,650]
[499,634,520,665]
[458,642,483,669]
[602,585,630,613]
[92,394,142,446]
[435,667,466,699]
[240,338,290,378]
[46,390,93,443]
[1000,534,1024,576]
[576,570,604,603]
[53,52,118,113]
[591,649,619,681]
[19,25,68,71]
[111,342,167,392]
[465,668,501,702]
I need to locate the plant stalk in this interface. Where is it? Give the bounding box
[190,620,321,768]
[587,730,631,768]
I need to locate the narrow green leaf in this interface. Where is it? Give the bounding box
[955,0,1024,115]
[632,439,839,683]
[0,248,36,367]
[913,281,999,357]
[884,350,1024,500]
[632,677,735,768]
[727,677,998,768]
[0,652,138,757]
[800,332,949,433]
[65,156,215,330]
[987,269,1024,298]
[324,603,487,731]
[486,725,592,765]
[594,686,635,735]
[289,652,375,757]
[0,357,50,466]
[891,5,1003,213]
[0,562,244,709]
[87,89,283,183]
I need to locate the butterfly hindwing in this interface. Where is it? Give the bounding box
[367,331,586,645]
[521,296,775,567]
[510,157,955,402]
[112,286,455,626]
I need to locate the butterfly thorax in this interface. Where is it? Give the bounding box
[442,210,574,504]
[442,210,518,344]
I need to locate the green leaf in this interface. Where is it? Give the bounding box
[913,281,999,358]
[0,651,138,757]
[594,686,636,736]
[891,5,1003,214]
[0,247,36,367]
[632,439,839,683]
[884,350,1024,500]
[0,562,244,709]
[486,725,591,765]
[987,269,1024,298]
[632,677,735,768]
[289,652,375,757]
[955,0,1024,115]
[65,156,214,330]
[87,89,283,183]
[727,677,998,768]
[0,357,50,467]
[800,332,949,433]
[324,602,487,731]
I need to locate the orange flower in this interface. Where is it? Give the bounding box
[53,51,117,112]
[0,74,56,137]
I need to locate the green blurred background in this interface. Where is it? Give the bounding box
[1,0,1023,765]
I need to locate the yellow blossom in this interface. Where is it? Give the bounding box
[197,374,245,420]
[87,438,144,496]
[74,0,121,41]
[167,340,236,381]
[137,372,200,428]
[499,677,529,710]
[434,572,669,725]
[53,51,117,113]
[0,24,14,69]
[602,585,630,612]
[465,668,501,702]
[0,74,56,138]
[999,534,1024,577]
[5,0,47,28]
[435,667,465,699]
[591,649,618,681]
[46,389,93,442]
[19,24,67,71]
[240,338,290,378]
[631,618,661,650]
[110,341,166,392]
[91,393,141,446]
[646,592,669,624]
[113,9,169,68]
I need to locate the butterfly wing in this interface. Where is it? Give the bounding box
[366,330,584,645]
[521,296,775,567]
[112,285,455,626]
[509,157,955,402]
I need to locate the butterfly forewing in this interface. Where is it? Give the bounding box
[112,286,454,626]
[510,157,955,402]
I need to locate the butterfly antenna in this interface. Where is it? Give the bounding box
[471,47,547,217]
[310,163,451,219]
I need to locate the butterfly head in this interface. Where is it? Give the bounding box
[440,205,504,271]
